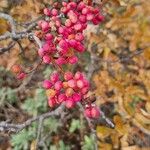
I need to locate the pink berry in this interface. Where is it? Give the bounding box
[84,107,92,118]
[68,2,77,8]
[59,47,68,55]
[38,20,43,28]
[48,97,56,107]
[72,93,81,102]
[96,14,104,22]
[92,18,100,25]
[69,39,77,48]
[42,43,50,52]
[58,26,65,34]
[65,98,75,108]
[51,8,58,16]
[82,7,89,15]
[68,79,76,88]
[76,42,85,52]
[55,57,66,65]
[41,21,49,31]
[86,13,94,21]
[45,33,53,41]
[81,87,89,95]
[68,56,78,64]
[64,71,73,81]
[79,15,87,23]
[91,107,100,118]
[77,80,84,89]
[62,2,67,7]
[75,33,84,41]
[74,71,83,80]
[74,23,82,31]
[59,39,69,50]
[43,55,51,64]
[61,7,68,14]
[68,12,78,24]
[65,19,72,27]
[54,81,63,91]
[77,2,86,11]
[38,48,45,57]
[43,8,51,16]
[83,79,90,87]
[17,72,26,80]
[50,72,59,83]
[43,80,52,89]
[58,93,67,103]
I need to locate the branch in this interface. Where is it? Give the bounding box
[0,13,41,41]
[0,42,16,55]
[0,104,65,133]
[0,12,16,36]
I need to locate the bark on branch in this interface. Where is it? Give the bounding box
[0,104,65,133]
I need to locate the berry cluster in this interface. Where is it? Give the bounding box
[37,1,104,119]
[11,1,104,119]
[11,65,26,80]
[43,71,90,108]
[37,1,104,66]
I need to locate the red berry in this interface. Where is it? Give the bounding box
[43,55,51,64]
[58,93,67,103]
[84,107,92,118]
[68,79,76,88]
[51,8,58,16]
[54,81,63,91]
[43,8,51,16]
[64,71,73,81]
[91,107,100,118]
[50,72,59,83]
[65,98,75,108]
[65,88,74,97]
[43,80,52,89]
[45,33,53,41]
[48,97,56,107]
[75,33,84,41]
[77,80,84,89]
[74,71,83,80]
[41,21,49,31]
[17,72,26,80]
[55,57,66,66]
[72,93,81,102]
[11,65,22,74]
[68,56,78,64]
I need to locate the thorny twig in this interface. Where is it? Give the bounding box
[0,104,65,133]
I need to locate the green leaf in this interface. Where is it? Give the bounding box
[6,87,17,104]
[44,118,59,132]
[11,125,36,150]
[69,119,80,133]
[82,135,95,150]
[22,98,37,115]
[22,88,47,115]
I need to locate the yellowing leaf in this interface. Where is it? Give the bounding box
[30,140,37,150]
[96,126,113,139]
[113,115,128,134]
[0,18,9,35]
[98,142,112,150]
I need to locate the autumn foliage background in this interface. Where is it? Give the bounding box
[0,0,150,150]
